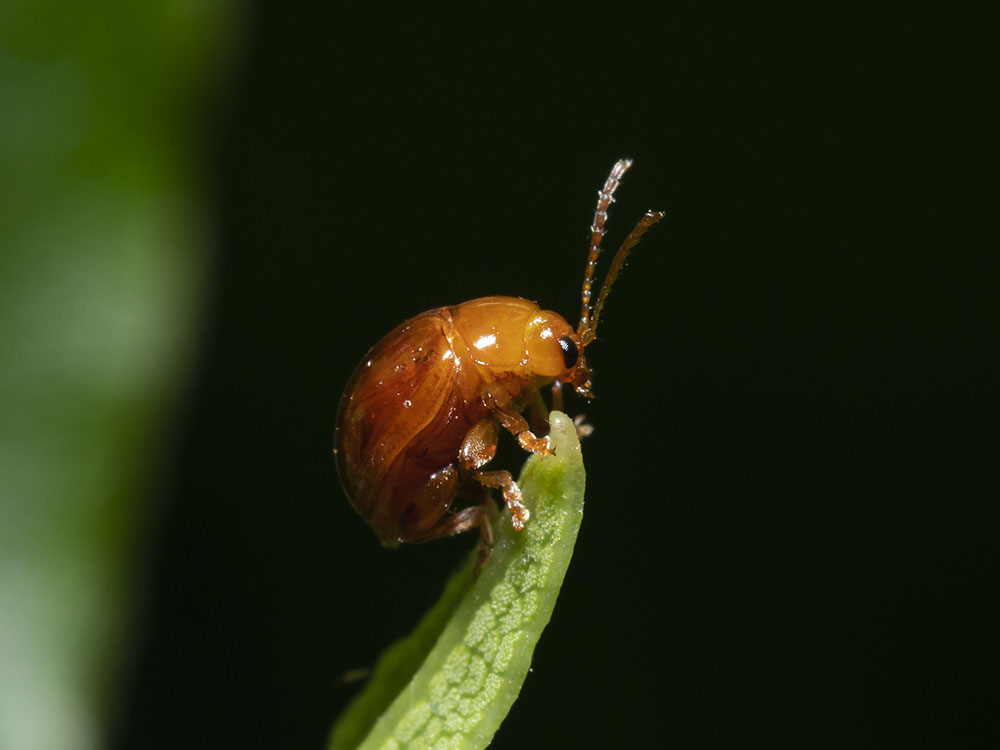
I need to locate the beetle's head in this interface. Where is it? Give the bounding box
[524,310,592,397]
[523,161,663,403]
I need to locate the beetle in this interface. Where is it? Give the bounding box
[335,159,663,548]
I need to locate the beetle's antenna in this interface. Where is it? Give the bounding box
[578,159,632,338]
[581,209,665,346]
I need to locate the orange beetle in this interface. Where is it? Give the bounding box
[335,159,663,547]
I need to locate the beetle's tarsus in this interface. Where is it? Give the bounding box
[485,391,553,457]
[473,469,529,531]
[517,430,553,456]
[509,496,530,531]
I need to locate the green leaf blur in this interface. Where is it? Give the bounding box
[0,2,236,747]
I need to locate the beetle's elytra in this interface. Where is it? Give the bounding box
[335,159,663,548]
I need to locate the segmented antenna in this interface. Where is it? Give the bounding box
[582,209,665,345]
[578,159,632,337]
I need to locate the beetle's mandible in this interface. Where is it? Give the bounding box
[334,159,664,548]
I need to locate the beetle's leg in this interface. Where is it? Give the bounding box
[574,413,595,439]
[410,504,491,543]
[527,388,550,435]
[546,381,593,438]
[414,502,498,574]
[460,419,531,532]
[408,456,497,550]
[551,380,564,413]
[496,408,553,455]
[459,418,499,471]
[474,500,499,572]
[481,386,553,456]
[473,469,530,531]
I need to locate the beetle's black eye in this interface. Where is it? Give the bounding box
[558,336,579,370]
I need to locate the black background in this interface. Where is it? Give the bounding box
[115,6,996,749]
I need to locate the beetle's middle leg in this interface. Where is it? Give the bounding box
[460,419,531,531]
[551,380,564,413]
[473,469,529,530]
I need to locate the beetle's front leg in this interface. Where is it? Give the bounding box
[460,419,530,531]
[481,385,553,456]
[526,388,550,436]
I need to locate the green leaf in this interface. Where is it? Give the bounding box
[0,3,237,747]
[330,411,586,750]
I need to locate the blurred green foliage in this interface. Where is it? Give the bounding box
[0,1,236,747]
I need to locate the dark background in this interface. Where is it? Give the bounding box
[114,6,995,749]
